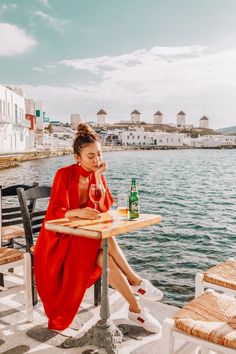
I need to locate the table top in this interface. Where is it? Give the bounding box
[45,211,161,239]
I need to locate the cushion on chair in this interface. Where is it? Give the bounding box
[203,259,236,290]
[173,290,236,349]
[0,247,24,265]
[1,225,24,241]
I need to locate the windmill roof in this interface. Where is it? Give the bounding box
[154,111,163,116]
[97,109,107,115]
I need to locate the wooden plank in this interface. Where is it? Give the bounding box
[45,211,161,239]
[45,221,101,239]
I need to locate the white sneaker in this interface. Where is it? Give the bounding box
[128,307,161,333]
[131,279,163,301]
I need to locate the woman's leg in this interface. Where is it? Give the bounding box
[97,250,141,313]
[107,237,142,286]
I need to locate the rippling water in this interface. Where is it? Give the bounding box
[1,149,236,307]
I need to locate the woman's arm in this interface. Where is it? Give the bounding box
[94,162,114,212]
[65,207,100,219]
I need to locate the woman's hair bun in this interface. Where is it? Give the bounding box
[73,123,100,155]
[76,123,94,136]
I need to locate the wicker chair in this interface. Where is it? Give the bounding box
[0,183,38,288]
[0,184,38,248]
[195,259,236,298]
[0,249,33,322]
[163,289,236,354]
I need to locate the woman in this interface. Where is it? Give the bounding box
[34,124,162,333]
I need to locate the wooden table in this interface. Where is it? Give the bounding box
[45,211,161,354]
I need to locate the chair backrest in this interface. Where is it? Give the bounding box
[17,186,51,252]
[0,183,38,247]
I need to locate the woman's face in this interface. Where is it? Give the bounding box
[76,141,102,172]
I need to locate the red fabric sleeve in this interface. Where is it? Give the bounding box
[47,169,70,219]
[99,175,114,212]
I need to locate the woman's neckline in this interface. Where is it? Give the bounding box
[77,163,92,178]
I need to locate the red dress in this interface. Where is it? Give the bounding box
[34,163,114,330]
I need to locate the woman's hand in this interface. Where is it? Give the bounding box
[65,207,101,219]
[95,161,107,176]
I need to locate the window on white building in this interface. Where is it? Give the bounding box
[132,136,134,139]
[3,101,6,115]
[137,136,140,139]
[127,136,129,139]
[144,136,146,140]
[14,104,18,123]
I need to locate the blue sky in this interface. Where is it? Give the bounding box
[0,0,236,128]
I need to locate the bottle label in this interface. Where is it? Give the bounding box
[129,200,139,219]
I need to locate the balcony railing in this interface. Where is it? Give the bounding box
[0,114,14,124]
[19,120,31,128]
[0,114,31,128]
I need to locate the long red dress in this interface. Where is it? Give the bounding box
[34,163,114,330]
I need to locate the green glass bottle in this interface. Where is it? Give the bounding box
[128,178,139,220]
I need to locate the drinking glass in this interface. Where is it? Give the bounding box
[117,193,128,221]
[89,184,102,210]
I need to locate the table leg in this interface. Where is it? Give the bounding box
[62,238,123,353]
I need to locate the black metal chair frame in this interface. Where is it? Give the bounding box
[17,185,51,305]
[17,185,101,306]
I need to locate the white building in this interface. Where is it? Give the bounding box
[121,127,152,145]
[25,99,36,116]
[97,109,107,126]
[153,111,163,125]
[71,114,82,127]
[191,135,236,148]
[130,110,141,124]
[5,85,25,97]
[177,111,186,127]
[35,101,46,131]
[153,132,186,147]
[121,127,187,147]
[0,85,30,152]
[199,116,209,129]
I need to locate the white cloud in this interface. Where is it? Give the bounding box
[33,67,45,72]
[34,11,68,33]
[61,46,206,74]
[0,22,37,57]
[22,46,236,129]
